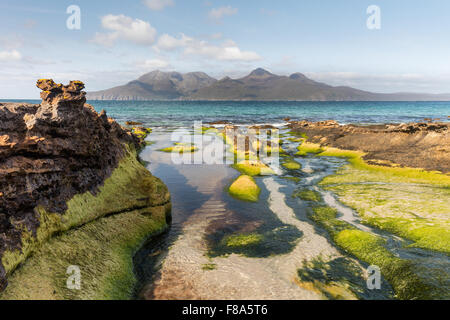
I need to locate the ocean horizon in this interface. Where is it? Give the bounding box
[2,99,449,127]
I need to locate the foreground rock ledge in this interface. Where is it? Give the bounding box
[0,79,171,292]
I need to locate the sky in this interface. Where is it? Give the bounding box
[1,0,450,98]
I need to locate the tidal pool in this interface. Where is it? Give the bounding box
[132,126,449,300]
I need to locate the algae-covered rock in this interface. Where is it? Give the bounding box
[0,80,170,296]
[282,158,302,170]
[159,142,198,153]
[232,160,275,176]
[228,175,260,202]
[225,233,263,247]
[0,148,171,300]
[288,120,450,173]
[296,142,324,156]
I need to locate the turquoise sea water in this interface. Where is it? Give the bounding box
[3,100,450,127]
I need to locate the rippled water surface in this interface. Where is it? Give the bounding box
[5,99,449,126]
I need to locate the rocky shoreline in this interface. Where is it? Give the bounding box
[287,120,450,173]
[0,80,171,297]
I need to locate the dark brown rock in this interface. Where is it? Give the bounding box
[288,120,450,173]
[0,80,141,286]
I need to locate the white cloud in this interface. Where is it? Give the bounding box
[143,0,174,11]
[154,33,261,62]
[135,58,171,70]
[0,49,22,61]
[92,14,157,46]
[155,33,191,51]
[208,6,238,21]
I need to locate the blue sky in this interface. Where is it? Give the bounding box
[1,0,450,98]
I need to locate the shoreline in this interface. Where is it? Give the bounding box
[287,120,450,173]
[2,85,449,300]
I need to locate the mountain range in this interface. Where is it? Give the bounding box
[87,68,450,101]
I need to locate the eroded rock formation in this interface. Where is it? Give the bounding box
[0,79,144,290]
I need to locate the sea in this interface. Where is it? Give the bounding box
[2,100,450,127]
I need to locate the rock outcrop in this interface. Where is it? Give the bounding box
[288,120,450,173]
[0,79,166,291]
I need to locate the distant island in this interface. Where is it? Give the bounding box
[87,68,450,101]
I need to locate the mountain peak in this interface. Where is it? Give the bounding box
[248,68,273,77]
[289,72,308,80]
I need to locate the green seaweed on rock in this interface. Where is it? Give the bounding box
[293,189,321,202]
[282,158,302,170]
[0,145,171,300]
[228,175,261,202]
[309,206,448,300]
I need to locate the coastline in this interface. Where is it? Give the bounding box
[1,86,449,300]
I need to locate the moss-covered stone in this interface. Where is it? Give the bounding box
[0,206,169,300]
[282,158,301,170]
[296,141,324,156]
[232,160,275,176]
[0,145,171,299]
[159,142,198,153]
[228,175,260,202]
[132,127,152,140]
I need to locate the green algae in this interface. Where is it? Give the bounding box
[310,206,447,299]
[293,189,321,202]
[282,158,302,170]
[232,160,275,176]
[287,131,308,139]
[315,146,450,255]
[0,145,171,300]
[281,176,301,183]
[202,263,217,271]
[228,175,261,202]
[297,256,393,300]
[159,142,198,153]
[0,207,170,300]
[287,137,305,143]
[132,127,152,140]
[295,141,324,156]
[318,147,450,186]
[208,225,302,258]
[325,183,450,255]
[225,233,264,247]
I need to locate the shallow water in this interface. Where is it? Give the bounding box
[131,127,409,300]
